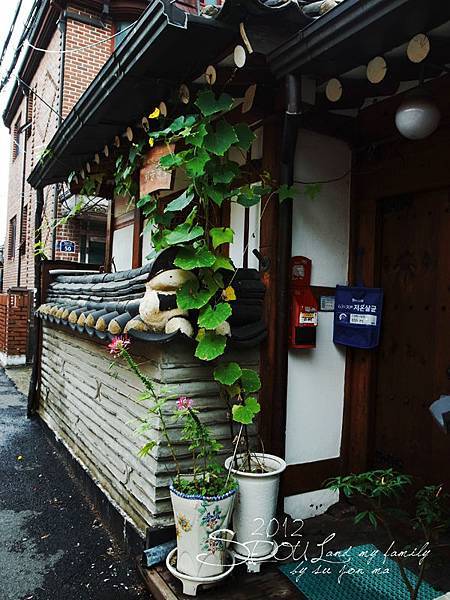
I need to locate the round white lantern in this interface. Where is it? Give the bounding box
[395,93,441,140]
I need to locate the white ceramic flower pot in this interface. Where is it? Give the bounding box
[224,453,286,559]
[170,483,237,579]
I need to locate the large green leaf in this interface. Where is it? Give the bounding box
[169,115,197,133]
[165,222,203,245]
[204,121,238,156]
[236,186,261,208]
[213,256,235,272]
[177,281,215,310]
[174,246,216,270]
[186,122,208,147]
[198,303,232,330]
[164,190,194,213]
[234,123,256,152]
[240,369,261,392]
[304,182,322,200]
[232,396,261,425]
[210,161,240,184]
[137,193,152,208]
[210,227,234,249]
[278,184,297,202]
[185,148,210,177]
[195,330,227,361]
[205,184,228,207]
[214,362,242,386]
[195,90,233,117]
[160,152,186,170]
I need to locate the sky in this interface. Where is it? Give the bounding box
[0,0,34,246]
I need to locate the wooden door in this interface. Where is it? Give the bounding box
[373,190,450,487]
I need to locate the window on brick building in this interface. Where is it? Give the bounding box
[114,22,133,48]
[8,216,17,260]
[12,115,22,160]
[24,92,34,140]
[20,205,28,256]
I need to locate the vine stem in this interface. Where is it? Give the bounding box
[120,348,181,478]
[226,425,244,485]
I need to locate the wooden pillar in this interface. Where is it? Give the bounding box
[258,116,283,456]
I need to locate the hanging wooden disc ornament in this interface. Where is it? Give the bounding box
[159,101,167,117]
[104,145,109,158]
[94,153,100,165]
[367,56,387,84]
[325,78,343,102]
[86,162,91,174]
[205,65,217,86]
[242,84,257,114]
[234,45,246,68]
[407,33,430,64]
[126,127,133,142]
[179,84,190,104]
[114,135,121,148]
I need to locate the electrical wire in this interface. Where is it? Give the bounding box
[23,20,137,54]
[0,0,24,69]
[293,167,352,185]
[13,74,61,119]
[0,0,40,93]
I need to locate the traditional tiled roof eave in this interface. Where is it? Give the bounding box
[28,0,237,189]
[37,248,268,347]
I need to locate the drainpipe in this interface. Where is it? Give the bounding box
[27,186,44,418]
[52,9,67,260]
[274,74,301,457]
[17,117,28,287]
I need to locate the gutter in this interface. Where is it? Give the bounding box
[269,0,450,78]
[27,186,44,417]
[274,74,301,457]
[3,0,57,128]
[52,8,67,260]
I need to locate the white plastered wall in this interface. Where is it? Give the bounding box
[284,129,351,520]
[112,224,133,272]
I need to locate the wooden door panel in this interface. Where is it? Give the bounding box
[374,191,450,486]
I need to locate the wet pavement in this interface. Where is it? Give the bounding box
[0,367,149,600]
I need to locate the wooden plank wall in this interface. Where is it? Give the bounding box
[39,325,258,536]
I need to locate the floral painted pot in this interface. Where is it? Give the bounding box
[170,483,237,579]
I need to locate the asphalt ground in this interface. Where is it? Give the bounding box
[0,367,149,600]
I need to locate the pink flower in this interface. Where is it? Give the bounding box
[177,396,193,411]
[108,335,130,355]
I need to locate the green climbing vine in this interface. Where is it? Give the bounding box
[131,89,296,467]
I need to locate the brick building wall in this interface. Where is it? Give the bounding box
[0,289,30,366]
[3,25,62,291]
[62,6,113,118]
[2,2,121,291]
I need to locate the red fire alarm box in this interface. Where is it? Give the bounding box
[289,256,318,349]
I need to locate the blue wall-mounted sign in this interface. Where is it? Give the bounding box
[333,285,383,349]
[57,240,76,253]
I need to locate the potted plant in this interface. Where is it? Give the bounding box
[214,361,286,560]
[108,336,237,580]
[327,469,450,600]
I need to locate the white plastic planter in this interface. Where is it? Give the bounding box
[170,483,236,578]
[224,453,286,559]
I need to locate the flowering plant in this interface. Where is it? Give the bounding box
[109,336,235,497]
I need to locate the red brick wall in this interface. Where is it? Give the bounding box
[62,6,113,118]
[0,290,30,357]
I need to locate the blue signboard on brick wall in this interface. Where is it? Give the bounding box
[333,285,383,349]
[56,240,76,253]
